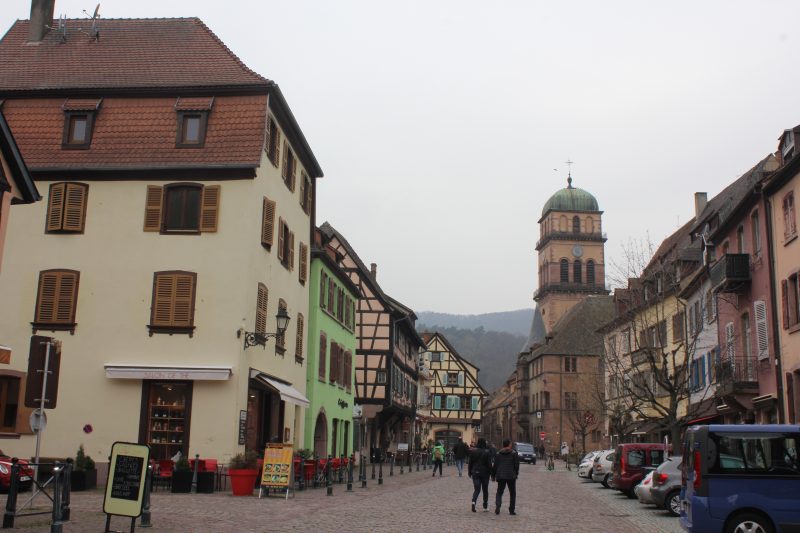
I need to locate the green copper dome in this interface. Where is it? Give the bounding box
[541,177,599,216]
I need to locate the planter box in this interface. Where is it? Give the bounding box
[228,469,258,496]
[196,471,215,493]
[171,471,193,493]
[70,469,97,491]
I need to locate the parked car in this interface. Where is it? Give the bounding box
[577,450,601,478]
[612,443,667,498]
[513,442,537,464]
[0,452,34,492]
[634,470,655,504]
[591,449,615,487]
[650,455,683,516]
[681,424,800,533]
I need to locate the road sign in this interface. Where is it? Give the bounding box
[536,411,542,419]
[29,409,47,432]
[25,336,61,409]
[539,431,546,439]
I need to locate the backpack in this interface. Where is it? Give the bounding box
[434,448,443,460]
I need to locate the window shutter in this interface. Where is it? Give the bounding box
[151,272,196,327]
[256,283,268,333]
[289,231,295,270]
[35,270,79,325]
[143,186,163,231]
[277,218,285,261]
[63,183,88,232]
[290,156,296,192]
[151,274,175,326]
[273,127,281,167]
[200,185,220,232]
[299,173,306,207]
[261,197,276,247]
[345,351,352,391]
[725,322,735,359]
[46,183,65,232]
[433,395,441,409]
[55,272,78,323]
[281,140,288,180]
[295,314,304,359]
[330,343,338,384]
[457,372,464,386]
[299,243,308,283]
[782,280,790,329]
[172,274,195,327]
[471,396,478,411]
[754,300,769,359]
[319,334,327,380]
[35,271,59,323]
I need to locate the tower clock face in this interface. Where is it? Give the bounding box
[572,244,583,258]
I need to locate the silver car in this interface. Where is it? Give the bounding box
[590,449,615,487]
[634,470,656,504]
[649,456,683,516]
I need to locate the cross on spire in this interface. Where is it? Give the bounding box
[565,158,574,188]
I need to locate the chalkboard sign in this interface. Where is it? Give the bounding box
[110,455,144,501]
[103,442,150,519]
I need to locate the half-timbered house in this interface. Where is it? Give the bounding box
[318,223,424,460]
[422,332,487,450]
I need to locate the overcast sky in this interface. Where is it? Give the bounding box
[4,1,800,315]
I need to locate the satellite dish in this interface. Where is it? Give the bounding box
[90,4,101,40]
[92,4,100,19]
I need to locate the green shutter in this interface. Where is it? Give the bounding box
[458,372,464,386]
[433,395,441,410]
[471,396,478,411]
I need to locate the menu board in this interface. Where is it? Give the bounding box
[260,444,293,488]
[103,442,150,518]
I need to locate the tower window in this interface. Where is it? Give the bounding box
[560,259,569,283]
[587,260,595,287]
[573,260,582,284]
[573,216,580,234]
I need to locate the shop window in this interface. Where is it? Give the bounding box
[140,381,192,461]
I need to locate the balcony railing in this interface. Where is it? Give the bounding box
[534,282,610,300]
[710,254,750,293]
[715,356,759,396]
[535,231,607,250]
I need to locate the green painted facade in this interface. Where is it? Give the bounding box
[304,251,357,459]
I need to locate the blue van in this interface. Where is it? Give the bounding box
[681,424,800,533]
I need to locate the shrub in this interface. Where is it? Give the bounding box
[229,450,258,470]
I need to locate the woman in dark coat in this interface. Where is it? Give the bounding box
[467,438,492,512]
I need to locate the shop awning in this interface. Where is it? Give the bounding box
[250,370,309,408]
[105,364,232,380]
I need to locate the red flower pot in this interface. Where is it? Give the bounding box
[228,468,258,496]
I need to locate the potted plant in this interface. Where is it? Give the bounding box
[171,455,193,493]
[70,445,97,491]
[228,450,259,496]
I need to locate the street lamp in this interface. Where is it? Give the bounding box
[239,308,291,349]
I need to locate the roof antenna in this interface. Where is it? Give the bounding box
[58,14,66,43]
[81,4,101,41]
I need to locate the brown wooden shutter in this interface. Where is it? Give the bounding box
[289,231,295,270]
[256,283,268,333]
[261,197,276,247]
[299,243,308,283]
[290,155,296,192]
[345,351,352,391]
[143,186,163,231]
[281,140,288,180]
[200,185,220,232]
[46,183,65,232]
[299,174,306,208]
[151,274,175,326]
[35,271,59,323]
[55,272,78,323]
[151,272,196,327]
[295,314,304,358]
[172,273,195,327]
[35,270,78,324]
[277,218,286,261]
[63,183,88,232]
[782,280,790,329]
[319,334,327,380]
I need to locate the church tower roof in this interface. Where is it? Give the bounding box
[540,176,599,218]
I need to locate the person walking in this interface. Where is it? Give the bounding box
[468,438,492,512]
[453,436,469,477]
[492,438,520,515]
[431,441,445,477]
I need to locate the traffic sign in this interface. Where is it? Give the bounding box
[539,431,546,439]
[29,409,47,432]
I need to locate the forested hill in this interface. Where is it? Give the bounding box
[416,324,526,393]
[417,309,533,337]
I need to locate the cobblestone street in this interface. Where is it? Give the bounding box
[4,462,683,532]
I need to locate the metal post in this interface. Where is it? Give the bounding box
[360,457,367,488]
[423,452,427,471]
[314,455,319,488]
[389,455,394,477]
[378,459,383,485]
[400,456,404,475]
[3,458,19,528]
[51,462,63,533]
[298,459,305,491]
[190,454,199,494]
[416,453,420,472]
[33,340,53,487]
[338,455,344,484]
[61,459,72,522]
[140,464,152,528]
[346,454,353,492]
[371,457,375,480]
[326,455,332,496]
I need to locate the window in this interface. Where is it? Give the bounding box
[751,211,761,256]
[295,313,304,363]
[725,322,736,359]
[377,369,386,384]
[710,433,799,475]
[430,352,441,362]
[564,392,578,410]
[446,395,460,410]
[176,112,208,147]
[433,394,441,409]
[281,141,296,191]
[275,299,287,353]
[447,372,458,386]
[587,260,596,287]
[543,391,550,408]
[320,272,328,311]
[706,289,716,323]
[783,192,797,240]
[741,312,752,360]
[318,333,327,381]
[627,450,645,467]
[560,259,569,283]
[62,111,95,148]
[33,269,80,333]
[564,356,577,372]
[782,274,800,330]
[573,260,582,284]
[471,396,479,411]
[265,116,280,167]
[149,271,196,336]
[693,301,703,334]
[0,375,21,433]
[460,396,469,410]
[299,171,312,215]
[672,312,684,343]
[46,183,88,233]
[298,243,308,284]
[277,218,295,270]
[255,283,268,333]
[344,351,352,391]
[736,225,745,253]
[261,197,276,248]
[572,216,580,234]
[143,184,220,233]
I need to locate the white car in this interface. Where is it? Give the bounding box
[577,451,601,478]
[634,470,655,504]
[590,449,615,487]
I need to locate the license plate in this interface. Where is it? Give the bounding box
[19,476,30,482]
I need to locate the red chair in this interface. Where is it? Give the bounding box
[189,458,207,472]
[155,460,174,491]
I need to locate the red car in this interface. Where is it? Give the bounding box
[0,452,34,492]
[611,443,666,498]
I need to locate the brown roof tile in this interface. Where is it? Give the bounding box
[0,18,269,92]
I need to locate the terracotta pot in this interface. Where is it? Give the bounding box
[228,468,258,496]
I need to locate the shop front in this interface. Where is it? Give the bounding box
[247,370,309,453]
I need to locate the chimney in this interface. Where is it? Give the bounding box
[370,263,377,280]
[28,0,56,42]
[694,192,708,220]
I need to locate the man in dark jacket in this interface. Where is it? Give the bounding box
[453,437,469,477]
[491,438,520,515]
[467,438,492,512]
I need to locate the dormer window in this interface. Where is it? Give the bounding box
[61,98,101,149]
[781,130,795,162]
[174,97,213,148]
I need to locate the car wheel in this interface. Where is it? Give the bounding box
[665,490,681,517]
[602,474,610,488]
[625,489,636,499]
[725,513,774,533]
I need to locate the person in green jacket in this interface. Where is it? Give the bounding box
[431,441,446,477]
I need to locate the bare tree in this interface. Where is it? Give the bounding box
[565,371,605,455]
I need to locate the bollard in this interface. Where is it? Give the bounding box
[338,455,345,484]
[326,455,333,496]
[378,459,383,485]
[314,455,320,488]
[416,454,420,472]
[371,458,376,480]
[191,454,199,494]
[360,457,367,488]
[423,453,427,471]
[51,462,64,533]
[400,457,404,475]
[61,459,73,522]
[140,464,153,528]
[346,454,353,492]
[3,458,20,529]
[389,455,394,477]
